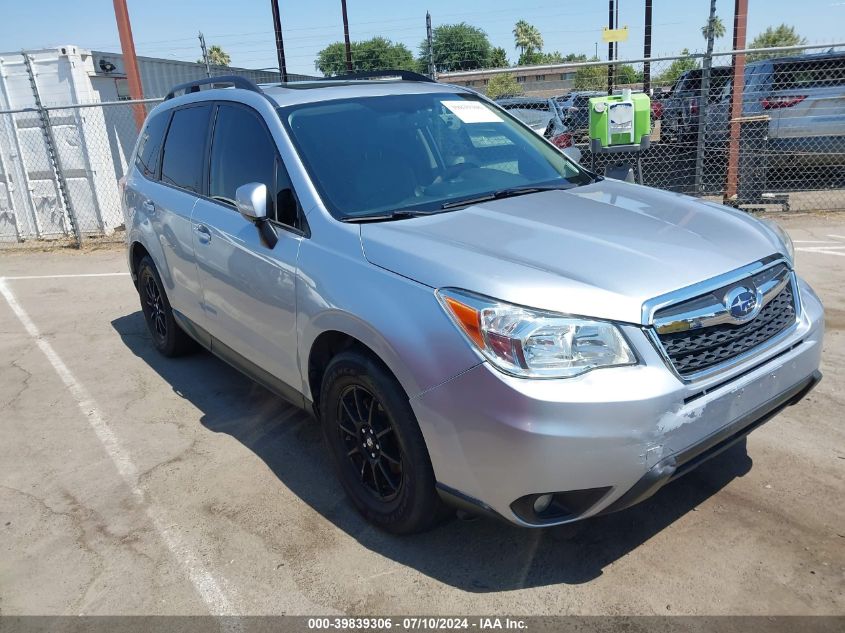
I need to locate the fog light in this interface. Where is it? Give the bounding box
[533,494,553,514]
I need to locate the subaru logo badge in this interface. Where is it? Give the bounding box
[725,285,763,323]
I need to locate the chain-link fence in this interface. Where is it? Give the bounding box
[1,43,844,246]
[443,42,845,213]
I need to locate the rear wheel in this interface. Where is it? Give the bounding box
[319,350,444,534]
[137,255,196,357]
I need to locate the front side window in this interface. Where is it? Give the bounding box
[279,93,590,220]
[209,104,301,229]
[135,110,170,179]
[160,104,212,194]
[209,105,275,208]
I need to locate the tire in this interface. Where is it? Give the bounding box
[137,255,196,357]
[319,350,445,534]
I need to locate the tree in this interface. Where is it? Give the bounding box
[418,23,492,72]
[513,20,544,61]
[701,15,726,41]
[615,64,641,85]
[316,37,415,76]
[489,47,509,68]
[486,73,523,99]
[200,45,230,67]
[573,57,607,91]
[655,48,699,86]
[748,24,807,61]
[518,50,567,66]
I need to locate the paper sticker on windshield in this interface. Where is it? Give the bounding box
[441,100,502,123]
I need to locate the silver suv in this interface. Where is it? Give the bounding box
[124,72,823,533]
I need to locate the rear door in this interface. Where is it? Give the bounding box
[191,102,305,392]
[130,104,211,328]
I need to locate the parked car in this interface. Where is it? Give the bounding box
[555,91,605,139]
[125,72,823,533]
[662,66,733,143]
[495,97,573,150]
[705,52,845,168]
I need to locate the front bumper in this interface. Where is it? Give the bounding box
[410,277,824,527]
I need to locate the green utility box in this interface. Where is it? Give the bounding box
[588,91,651,148]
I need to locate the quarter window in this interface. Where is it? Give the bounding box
[160,104,212,193]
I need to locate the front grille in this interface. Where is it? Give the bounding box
[657,282,796,377]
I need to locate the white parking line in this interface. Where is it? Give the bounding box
[796,248,845,257]
[1,272,130,280]
[0,278,240,619]
[827,234,845,241]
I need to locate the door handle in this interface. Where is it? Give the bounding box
[195,223,211,244]
[142,200,155,213]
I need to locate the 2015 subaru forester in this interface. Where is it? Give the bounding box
[124,72,823,533]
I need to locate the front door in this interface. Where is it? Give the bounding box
[192,102,305,394]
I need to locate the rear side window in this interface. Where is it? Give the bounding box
[135,111,169,179]
[160,104,212,194]
[772,59,845,90]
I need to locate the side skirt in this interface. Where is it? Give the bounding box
[172,309,310,412]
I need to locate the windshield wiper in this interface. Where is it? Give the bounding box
[440,184,575,209]
[341,209,438,223]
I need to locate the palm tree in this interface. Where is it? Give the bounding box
[207,45,231,67]
[513,20,543,57]
[701,15,726,41]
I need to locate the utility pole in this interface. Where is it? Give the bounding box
[643,0,652,94]
[426,11,435,79]
[270,0,288,82]
[198,32,211,77]
[694,0,717,194]
[341,0,353,72]
[614,0,620,67]
[724,0,749,203]
[112,0,145,130]
[607,0,615,94]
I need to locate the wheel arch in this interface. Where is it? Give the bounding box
[129,240,151,281]
[306,327,405,416]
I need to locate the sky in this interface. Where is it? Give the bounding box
[1,0,843,75]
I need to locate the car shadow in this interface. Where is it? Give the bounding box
[113,311,753,592]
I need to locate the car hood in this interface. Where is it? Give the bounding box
[359,178,787,324]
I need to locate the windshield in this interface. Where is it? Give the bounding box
[278,92,590,220]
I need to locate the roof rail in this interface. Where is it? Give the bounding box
[164,75,263,100]
[316,69,436,83]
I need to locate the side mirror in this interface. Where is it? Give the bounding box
[235,182,278,249]
[235,182,268,221]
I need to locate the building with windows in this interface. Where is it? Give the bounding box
[438,64,581,97]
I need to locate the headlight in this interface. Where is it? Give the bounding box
[437,288,637,379]
[761,218,794,263]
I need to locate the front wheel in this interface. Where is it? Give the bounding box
[319,350,445,534]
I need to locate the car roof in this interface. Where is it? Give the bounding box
[746,50,845,67]
[496,97,552,105]
[160,74,477,111]
[260,79,472,107]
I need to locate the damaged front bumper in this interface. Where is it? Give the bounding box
[410,278,824,527]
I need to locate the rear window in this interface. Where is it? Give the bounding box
[772,58,845,90]
[160,104,212,194]
[135,110,169,179]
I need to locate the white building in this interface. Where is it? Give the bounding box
[0,45,306,242]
